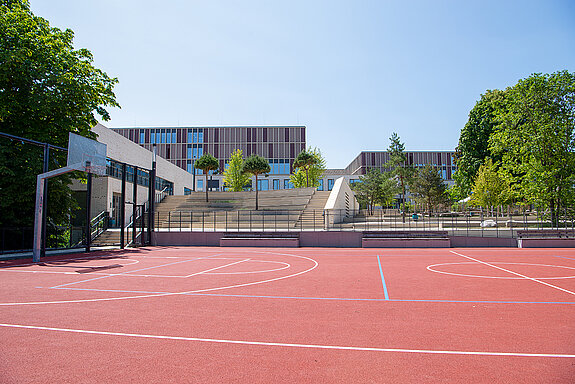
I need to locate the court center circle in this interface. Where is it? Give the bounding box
[426,262,575,280]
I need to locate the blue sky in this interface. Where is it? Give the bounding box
[32,0,575,168]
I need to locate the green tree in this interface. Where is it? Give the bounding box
[453,89,509,199]
[0,1,119,244]
[290,147,326,188]
[223,149,251,192]
[386,133,414,222]
[470,159,513,210]
[242,154,270,210]
[489,71,575,226]
[292,149,318,188]
[194,153,219,202]
[351,168,398,215]
[410,165,450,215]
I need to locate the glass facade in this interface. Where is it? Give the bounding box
[113,126,307,190]
[105,159,173,194]
[257,179,269,191]
[327,179,334,191]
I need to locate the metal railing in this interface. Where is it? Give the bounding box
[90,211,108,242]
[152,208,575,238]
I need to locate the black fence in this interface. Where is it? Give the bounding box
[153,208,575,238]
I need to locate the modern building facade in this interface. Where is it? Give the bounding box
[342,150,457,183]
[112,125,456,192]
[71,124,194,227]
[112,126,306,192]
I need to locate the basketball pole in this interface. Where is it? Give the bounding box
[85,161,92,253]
[40,144,50,258]
[120,162,126,249]
[132,166,138,245]
[32,165,80,262]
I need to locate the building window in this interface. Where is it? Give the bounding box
[257,179,269,191]
[139,131,145,144]
[150,130,155,144]
[197,179,204,191]
[327,179,334,191]
[273,179,280,190]
[317,179,324,191]
[184,187,192,195]
[188,128,204,144]
[284,179,293,189]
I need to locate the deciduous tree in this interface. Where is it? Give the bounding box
[0,0,119,244]
[410,165,449,215]
[290,147,326,188]
[242,155,270,210]
[351,168,398,215]
[223,149,251,192]
[470,159,513,210]
[489,71,575,226]
[194,153,219,202]
[453,89,508,200]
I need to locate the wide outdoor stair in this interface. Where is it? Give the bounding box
[91,228,139,247]
[294,191,331,228]
[155,188,317,229]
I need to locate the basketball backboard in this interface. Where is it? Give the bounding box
[67,133,107,175]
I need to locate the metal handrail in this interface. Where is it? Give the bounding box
[89,210,108,241]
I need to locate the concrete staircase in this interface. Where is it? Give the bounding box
[91,228,138,247]
[294,191,331,229]
[154,188,317,230]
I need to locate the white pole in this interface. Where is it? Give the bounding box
[32,175,45,262]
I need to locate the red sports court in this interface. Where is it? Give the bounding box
[1,246,574,383]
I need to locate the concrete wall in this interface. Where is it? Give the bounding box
[324,177,359,227]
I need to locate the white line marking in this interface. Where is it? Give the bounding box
[49,256,218,289]
[206,260,290,275]
[0,252,319,306]
[184,259,251,277]
[427,262,575,280]
[1,323,573,358]
[450,251,575,297]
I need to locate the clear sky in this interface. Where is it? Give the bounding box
[31,0,575,169]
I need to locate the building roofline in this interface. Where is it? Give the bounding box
[111,125,307,129]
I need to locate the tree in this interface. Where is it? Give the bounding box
[410,165,450,215]
[223,149,251,192]
[290,147,326,188]
[489,71,575,226]
[194,153,219,202]
[242,154,270,210]
[386,133,414,222]
[470,159,513,210]
[351,168,398,215]
[0,1,119,244]
[292,149,318,188]
[453,89,509,200]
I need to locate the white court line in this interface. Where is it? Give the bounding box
[49,256,220,289]
[184,259,251,277]
[0,251,319,306]
[450,251,575,297]
[1,323,573,358]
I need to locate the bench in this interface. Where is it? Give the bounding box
[362,231,451,248]
[220,232,300,247]
[516,230,575,248]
